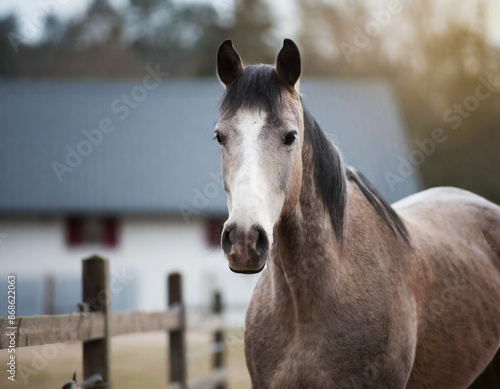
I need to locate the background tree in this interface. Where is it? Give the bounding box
[223,0,275,65]
[0,15,19,75]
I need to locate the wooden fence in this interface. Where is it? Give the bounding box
[0,255,227,389]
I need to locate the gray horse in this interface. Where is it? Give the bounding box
[214,39,500,388]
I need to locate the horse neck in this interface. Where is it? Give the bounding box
[269,128,346,325]
[266,109,409,325]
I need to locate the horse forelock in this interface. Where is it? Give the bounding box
[219,64,285,118]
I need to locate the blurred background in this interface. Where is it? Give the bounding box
[0,0,499,387]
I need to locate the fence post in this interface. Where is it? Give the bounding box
[213,291,226,389]
[43,273,55,315]
[168,273,186,388]
[82,256,111,388]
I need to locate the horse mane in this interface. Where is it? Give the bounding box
[219,64,409,243]
[345,168,409,242]
[304,106,409,243]
[303,106,347,242]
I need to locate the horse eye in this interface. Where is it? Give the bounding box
[283,131,297,146]
[214,132,224,145]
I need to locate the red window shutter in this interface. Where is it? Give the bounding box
[66,217,84,246]
[205,218,224,247]
[102,217,119,247]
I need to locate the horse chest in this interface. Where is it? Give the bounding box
[245,301,406,388]
[246,322,333,387]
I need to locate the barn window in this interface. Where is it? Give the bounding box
[205,218,225,247]
[102,217,119,247]
[65,216,120,247]
[66,217,84,245]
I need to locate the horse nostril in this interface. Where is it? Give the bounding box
[221,226,234,255]
[254,225,269,256]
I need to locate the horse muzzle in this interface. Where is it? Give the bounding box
[221,222,269,274]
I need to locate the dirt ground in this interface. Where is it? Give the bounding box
[0,329,251,389]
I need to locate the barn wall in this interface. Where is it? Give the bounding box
[0,216,258,323]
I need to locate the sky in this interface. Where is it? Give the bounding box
[488,0,500,46]
[0,0,119,19]
[0,0,296,42]
[0,0,498,46]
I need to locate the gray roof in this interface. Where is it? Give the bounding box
[0,78,420,216]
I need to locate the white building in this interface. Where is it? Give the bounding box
[0,78,421,322]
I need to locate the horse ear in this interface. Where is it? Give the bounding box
[217,40,244,88]
[276,39,301,89]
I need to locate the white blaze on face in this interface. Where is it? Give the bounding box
[225,109,282,245]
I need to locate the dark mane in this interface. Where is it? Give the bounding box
[346,168,409,242]
[303,106,347,242]
[220,65,283,117]
[220,65,409,243]
[303,106,409,243]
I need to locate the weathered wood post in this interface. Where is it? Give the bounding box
[168,273,187,388]
[213,291,226,389]
[43,273,55,315]
[82,256,111,388]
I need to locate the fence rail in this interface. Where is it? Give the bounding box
[0,255,227,389]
